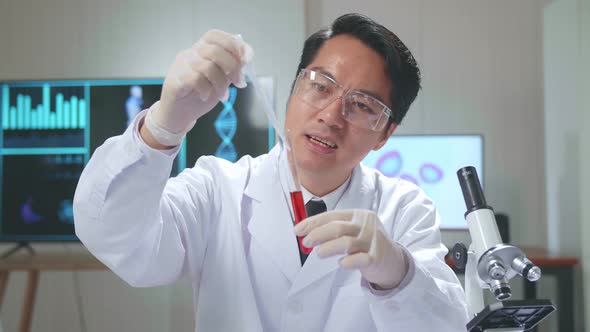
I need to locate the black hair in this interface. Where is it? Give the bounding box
[293,13,421,127]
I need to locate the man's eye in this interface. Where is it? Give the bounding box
[311,82,329,93]
[352,101,375,114]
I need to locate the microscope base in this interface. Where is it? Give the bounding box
[467,299,555,332]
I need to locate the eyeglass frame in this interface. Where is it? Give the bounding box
[291,68,394,131]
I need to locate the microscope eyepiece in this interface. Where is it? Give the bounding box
[523,264,542,282]
[457,166,492,217]
[512,256,542,282]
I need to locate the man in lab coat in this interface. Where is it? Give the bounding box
[74,13,469,331]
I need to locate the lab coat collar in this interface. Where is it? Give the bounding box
[300,175,351,210]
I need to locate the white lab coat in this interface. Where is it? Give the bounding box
[74,111,468,332]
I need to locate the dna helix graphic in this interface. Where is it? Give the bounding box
[214,87,238,161]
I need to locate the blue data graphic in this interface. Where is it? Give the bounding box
[58,200,74,224]
[1,84,87,130]
[215,87,238,161]
[1,83,87,148]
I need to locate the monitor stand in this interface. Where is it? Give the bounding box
[1,241,35,259]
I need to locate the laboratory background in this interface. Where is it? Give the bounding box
[0,0,589,331]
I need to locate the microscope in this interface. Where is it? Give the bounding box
[452,166,555,331]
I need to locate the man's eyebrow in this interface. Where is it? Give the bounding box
[308,66,389,106]
[309,66,337,82]
[356,89,388,106]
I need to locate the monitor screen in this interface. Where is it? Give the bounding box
[0,79,274,241]
[362,135,483,230]
[185,77,275,167]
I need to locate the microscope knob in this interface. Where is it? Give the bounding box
[494,286,512,301]
[451,243,468,269]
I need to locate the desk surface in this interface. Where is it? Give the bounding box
[519,246,579,266]
[0,247,579,271]
[0,251,107,271]
[528,257,579,267]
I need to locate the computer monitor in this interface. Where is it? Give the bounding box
[362,134,483,230]
[0,79,274,243]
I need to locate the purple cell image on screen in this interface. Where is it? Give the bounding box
[399,173,419,185]
[362,135,482,229]
[21,197,42,224]
[419,163,444,184]
[374,150,443,186]
[375,151,402,177]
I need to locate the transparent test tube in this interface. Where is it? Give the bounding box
[240,51,312,253]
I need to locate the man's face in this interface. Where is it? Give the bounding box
[285,34,396,181]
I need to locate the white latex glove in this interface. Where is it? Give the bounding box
[293,210,409,290]
[148,29,253,146]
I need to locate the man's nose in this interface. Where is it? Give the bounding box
[316,97,346,129]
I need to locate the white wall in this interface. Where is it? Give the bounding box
[544,0,587,330]
[0,0,193,80]
[543,0,581,258]
[307,0,547,250]
[0,1,305,331]
[581,0,590,329]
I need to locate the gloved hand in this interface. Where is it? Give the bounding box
[293,210,409,290]
[147,29,253,146]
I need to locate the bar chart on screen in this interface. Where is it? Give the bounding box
[1,83,87,150]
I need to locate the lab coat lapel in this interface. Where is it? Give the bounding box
[289,165,377,295]
[243,146,301,283]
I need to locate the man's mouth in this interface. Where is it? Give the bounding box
[306,135,337,149]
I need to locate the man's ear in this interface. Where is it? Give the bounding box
[372,122,397,151]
